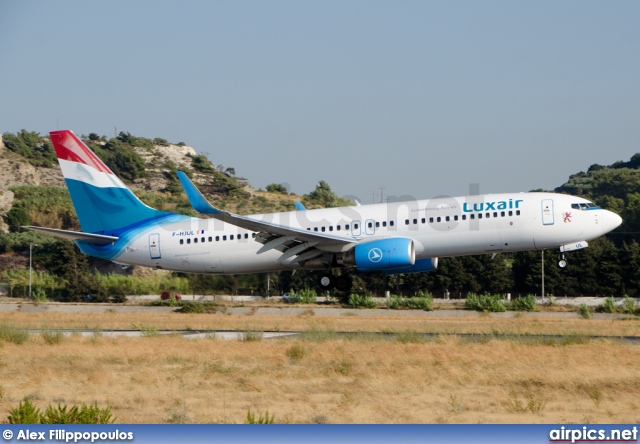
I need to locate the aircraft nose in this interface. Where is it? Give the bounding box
[604,210,623,232]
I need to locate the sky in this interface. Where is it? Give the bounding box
[1,0,639,204]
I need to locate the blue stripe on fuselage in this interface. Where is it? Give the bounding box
[75,212,190,260]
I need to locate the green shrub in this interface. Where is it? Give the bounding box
[285,288,317,304]
[579,304,593,320]
[42,402,114,424]
[41,330,64,345]
[181,302,204,314]
[285,344,306,362]
[0,323,30,344]
[8,398,41,424]
[8,400,114,424]
[509,295,537,311]
[240,331,263,342]
[388,295,433,311]
[245,408,274,424]
[602,297,616,313]
[348,294,378,309]
[465,293,506,312]
[622,296,637,315]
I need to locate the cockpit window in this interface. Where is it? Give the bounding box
[572,202,600,210]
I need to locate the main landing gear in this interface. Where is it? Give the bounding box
[317,272,352,292]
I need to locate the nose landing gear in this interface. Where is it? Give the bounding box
[558,253,567,268]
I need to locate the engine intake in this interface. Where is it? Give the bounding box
[343,238,415,271]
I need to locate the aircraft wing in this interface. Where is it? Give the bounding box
[22,226,119,244]
[176,171,356,265]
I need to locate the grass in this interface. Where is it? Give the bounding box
[0,334,638,423]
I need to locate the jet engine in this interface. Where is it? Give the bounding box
[343,238,415,271]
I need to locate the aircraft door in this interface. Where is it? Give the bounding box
[149,233,161,259]
[541,199,554,225]
[351,220,361,236]
[365,219,376,235]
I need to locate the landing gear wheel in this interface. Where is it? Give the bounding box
[558,253,567,268]
[334,275,352,292]
[318,273,335,290]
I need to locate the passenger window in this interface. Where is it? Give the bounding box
[194,238,198,243]
[486,213,490,218]
[516,210,521,216]
[478,214,483,219]
[208,237,212,242]
[413,219,418,225]
[429,217,434,223]
[230,235,234,240]
[345,224,350,230]
[337,225,341,230]
[180,239,184,245]
[368,222,373,228]
[354,223,359,229]
[500,212,505,217]
[329,226,334,231]
[314,227,318,232]
[508,211,513,216]
[462,215,467,220]
[252,233,257,238]
[201,237,205,242]
[454,215,458,221]
[493,212,498,218]
[382,221,387,227]
[446,216,450,222]
[321,227,325,232]
[245,233,249,239]
[390,221,394,227]
[216,236,220,241]
[405,219,410,225]
[470,214,475,220]
[376,222,380,228]
[437,217,441,222]
[187,239,191,244]
[223,235,227,241]
[421,218,426,224]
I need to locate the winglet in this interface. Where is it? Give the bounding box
[294,202,306,211]
[176,171,222,215]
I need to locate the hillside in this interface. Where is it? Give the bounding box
[0,130,355,233]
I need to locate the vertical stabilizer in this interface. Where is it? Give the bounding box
[50,130,166,234]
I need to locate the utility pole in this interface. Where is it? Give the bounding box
[541,250,545,301]
[371,191,377,204]
[379,187,385,204]
[29,244,37,299]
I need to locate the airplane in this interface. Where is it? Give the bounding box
[24,130,623,292]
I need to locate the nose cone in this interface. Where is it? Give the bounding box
[604,210,623,232]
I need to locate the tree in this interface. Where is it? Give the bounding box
[265,183,288,194]
[5,207,30,232]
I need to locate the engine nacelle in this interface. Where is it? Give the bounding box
[384,257,439,275]
[343,238,415,271]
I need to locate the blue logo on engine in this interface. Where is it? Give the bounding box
[368,248,383,262]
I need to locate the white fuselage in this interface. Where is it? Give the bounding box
[112,192,622,274]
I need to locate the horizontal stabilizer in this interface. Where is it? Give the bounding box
[22,226,119,244]
[176,171,222,215]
